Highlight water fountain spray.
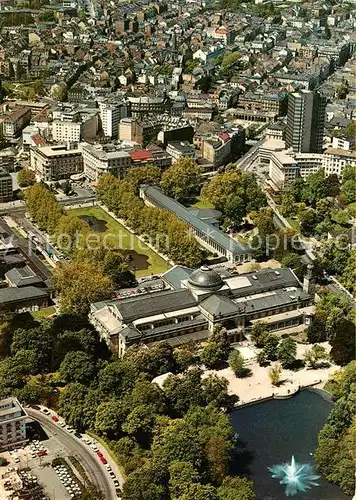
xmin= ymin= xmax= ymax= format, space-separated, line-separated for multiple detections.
xmin=268 ymin=455 xmax=320 ymax=496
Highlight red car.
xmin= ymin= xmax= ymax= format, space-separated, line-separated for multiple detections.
xmin=37 ymin=450 xmax=47 ymax=457
xmin=51 ymin=416 xmax=59 ymax=422
xmin=96 ymin=451 xmax=103 ymax=458
xmin=100 ymin=456 xmax=107 ymax=465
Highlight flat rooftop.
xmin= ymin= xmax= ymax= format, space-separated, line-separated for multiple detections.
xmin=34 ymin=145 xmax=81 ymax=157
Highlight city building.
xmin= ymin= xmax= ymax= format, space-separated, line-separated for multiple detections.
xmin=90 ymin=264 xmax=315 ymax=356
xmin=81 ymin=143 xmax=131 ymax=181
xmin=5 ymin=266 xmax=44 ymax=288
xmin=0 ymin=149 xmax=16 ymax=172
xmin=0 ymin=106 xmax=31 ymax=140
xmin=0 ymin=397 xmax=28 ymax=451
xmin=99 ymin=100 xmax=128 ymax=138
xmin=285 ymin=90 xmax=326 ymax=153
xmin=30 ymin=145 xmax=83 ymax=181
xmin=130 ymin=147 xmax=172 ymax=170
xmin=128 ymin=95 xmax=171 ymax=118
xmin=166 ymin=141 xmax=195 ymax=162
xmin=323 ymin=148 xmax=356 ymax=177
xmin=0 ymin=169 xmax=13 ymax=202
xmin=140 ymin=185 xmax=251 ymax=264
xmin=0 ymin=286 xmax=49 ymax=312
xmin=237 ymin=93 xmax=288 ymax=116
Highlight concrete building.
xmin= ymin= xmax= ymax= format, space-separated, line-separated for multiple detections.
xmin=99 ymin=100 xmax=128 ymax=138
xmin=285 ymin=90 xmax=326 ymax=153
xmin=0 ymin=149 xmax=15 ymax=172
xmin=140 ymin=185 xmax=251 ymax=264
xmin=90 ymin=265 xmax=315 ymax=356
xmin=0 ymin=106 xmax=31 ymax=140
xmin=0 ymin=397 xmax=28 ymax=451
xmin=128 ymin=95 xmax=171 ymax=118
xmin=0 ymin=169 xmax=13 ymax=202
xmin=323 ymin=148 xmax=356 ymax=177
xmin=81 ymin=143 xmax=131 ymax=181
xmin=201 ymin=130 xmax=245 ymax=167
xmin=268 ymin=151 xmax=299 ymax=190
xmin=166 ymin=141 xmax=195 ymax=163
xmin=30 ymin=145 xmax=83 ymax=181
xmin=52 ymin=113 xmax=98 ymax=143
xmin=237 ymin=92 xmax=288 ymax=116
xmin=130 ymin=148 xmax=172 ymax=170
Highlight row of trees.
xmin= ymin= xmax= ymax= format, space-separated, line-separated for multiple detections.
xmin=24 ymin=184 xmax=134 ymax=315
xmin=0 ymin=315 xmax=255 ymax=500
xmin=314 ymin=361 xmax=356 ymax=496
xmin=200 ymin=170 xmax=267 ymax=228
xmin=96 ymin=173 xmax=204 ymax=268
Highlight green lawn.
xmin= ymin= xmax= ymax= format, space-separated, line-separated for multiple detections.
xmin=68 ymin=206 xmax=169 ymax=277
xmin=286 ymin=217 xmax=300 ymax=232
xmin=188 ymin=195 xmax=215 ymax=210
xmin=31 ymin=306 xmax=56 ymax=320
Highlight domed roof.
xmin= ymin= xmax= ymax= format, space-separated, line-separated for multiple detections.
xmin=188 ymin=265 xmax=223 ymax=291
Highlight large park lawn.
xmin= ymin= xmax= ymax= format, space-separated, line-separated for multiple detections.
xmin=68 ymin=206 xmax=169 ymax=277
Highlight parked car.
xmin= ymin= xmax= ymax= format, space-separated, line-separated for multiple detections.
xmin=96 ymin=451 xmax=103 ymax=458
xmin=100 ymin=456 xmax=107 ymax=465
xmin=51 ymin=416 xmax=59 ymax=422
xmin=37 ymin=450 xmax=47 ymax=457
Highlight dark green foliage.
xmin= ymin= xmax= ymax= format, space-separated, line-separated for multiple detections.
xmin=315 ymin=362 xmax=356 ymax=496
xmin=277 ymin=337 xmax=297 ymax=368
xmin=200 ymin=326 xmax=231 ymax=369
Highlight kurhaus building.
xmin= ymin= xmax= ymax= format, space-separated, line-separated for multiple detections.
xmin=90 ymin=264 xmax=316 ymax=356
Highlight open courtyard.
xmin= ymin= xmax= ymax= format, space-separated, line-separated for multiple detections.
xmin=68 ymin=206 xmax=169 ymax=277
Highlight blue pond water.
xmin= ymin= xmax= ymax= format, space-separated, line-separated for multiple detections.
xmin=230 ymin=390 xmax=350 ymax=500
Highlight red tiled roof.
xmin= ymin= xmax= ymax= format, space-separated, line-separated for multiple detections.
xmin=32 ymin=134 xmax=46 ymax=146
xmin=219 ymin=132 xmax=229 ymax=142
xmin=130 ymin=150 xmax=153 ymax=161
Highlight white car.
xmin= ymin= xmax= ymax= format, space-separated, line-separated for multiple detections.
xmin=90 ymin=445 xmax=98 ymax=452
xmin=13 ymin=457 xmax=20 ymax=463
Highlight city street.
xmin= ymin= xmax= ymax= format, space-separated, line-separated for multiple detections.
xmin=27 ymin=409 xmax=119 ymax=500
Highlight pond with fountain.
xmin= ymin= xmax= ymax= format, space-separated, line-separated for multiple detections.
xmin=230 ymin=389 xmax=350 ymax=499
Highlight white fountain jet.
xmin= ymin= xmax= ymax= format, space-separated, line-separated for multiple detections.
xmin=269 ymin=455 xmax=320 ymax=497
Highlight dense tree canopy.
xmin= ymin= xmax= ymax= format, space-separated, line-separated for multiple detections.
xmin=53 ymin=261 xmax=114 ymax=316
xmin=315 ymin=362 xmax=356 ymax=496
xmin=161 ymin=158 xmax=202 ymax=203
xmin=18 ymin=168 xmax=36 ymax=187
xmin=201 ymin=170 xmax=266 ymax=226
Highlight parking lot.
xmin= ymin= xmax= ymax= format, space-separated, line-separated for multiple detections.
xmin=2 ymin=434 xmax=73 ymax=500
xmin=26 ymin=406 xmax=123 ymax=499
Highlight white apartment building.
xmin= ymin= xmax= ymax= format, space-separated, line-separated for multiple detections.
xmin=52 ymin=120 xmax=81 ymax=143
xmin=323 ymin=148 xmax=356 ymax=177
xmin=294 ymin=153 xmax=324 ymax=179
xmin=166 ymin=141 xmax=195 ymax=163
xmin=0 ymin=398 xmax=28 ymax=451
xmin=269 ymin=151 xmax=299 ymax=190
xmin=99 ymin=101 xmax=128 ymax=138
xmin=81 ymin=143 xmax=131 ymax=181
xmin=30 ymin=145 xmax=83 ymax=181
